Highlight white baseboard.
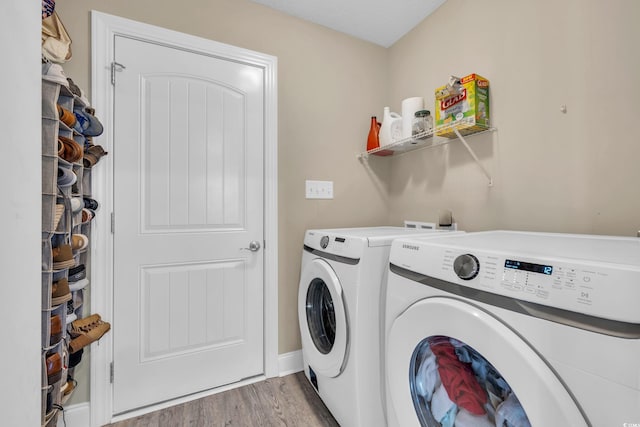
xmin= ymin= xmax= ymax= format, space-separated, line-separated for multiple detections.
xmin=57 ymin=402 xmax=90 ymax=427
xmin=278 ymin=350 xmax=303 ymax=377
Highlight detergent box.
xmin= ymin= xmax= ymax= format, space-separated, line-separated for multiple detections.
xmin=435 ymin=73 xmax=490 ymax=138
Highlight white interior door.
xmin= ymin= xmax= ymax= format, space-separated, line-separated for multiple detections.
xmin=111 ymin=35 xmax=264 ymax=413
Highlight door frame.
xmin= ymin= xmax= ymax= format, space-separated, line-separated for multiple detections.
xmin=90 ymin=11 xmax=278 ymax=426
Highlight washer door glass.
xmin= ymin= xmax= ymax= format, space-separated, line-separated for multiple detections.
xmin=298 ymin=258 xmax=348 ymax=377
xmin=306 ymin=278 xmax=336 ymax=354
xmin=386 ymin=297 xmax=588 ymax=427
xmin=409 ymin=335 xmax=530 ymax=426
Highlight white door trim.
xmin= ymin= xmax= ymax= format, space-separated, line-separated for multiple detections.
xmin=90 ymin=11 xmax=278 ymax=426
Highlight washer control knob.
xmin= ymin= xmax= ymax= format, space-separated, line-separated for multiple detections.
xmin=454 ymin=254 xmax=480 ymax=280
xmin=320 ymin=236 xmax=330 ymax=249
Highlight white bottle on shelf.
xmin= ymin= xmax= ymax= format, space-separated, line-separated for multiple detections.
xmin=379 ymin=107 xmax=402 ymax=147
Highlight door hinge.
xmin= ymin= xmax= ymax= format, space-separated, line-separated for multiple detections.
xmin=263 ymin=240 xmax=266 ymax=250
xmin=111 ymin=61 xmax=126 ymax=85
xmin=111 ymin=212 xmax=115 ymax=234
xmin=110 ymin=362 xmax=114 ymax=383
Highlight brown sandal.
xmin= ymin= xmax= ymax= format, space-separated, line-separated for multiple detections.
xmin=58 ymin=136 xmax=84 ymax=163
xmin=57 ymin=139 xmax=65 ymax=157
xmin=57 ymin=104 xmax=76 ymax=128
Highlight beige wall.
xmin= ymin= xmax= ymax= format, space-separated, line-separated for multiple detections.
xmin=55 ymin=0 xmax=640 ymax=383
xmin=387 ymin=0 xmax=640 ymax=235
xmin=55 ymin=0 xmax=390 ymax=360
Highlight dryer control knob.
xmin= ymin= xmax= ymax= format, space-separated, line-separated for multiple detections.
xmin=454 ymin=254 xmax=479 ymax=280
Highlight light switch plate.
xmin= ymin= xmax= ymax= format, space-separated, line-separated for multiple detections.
xmin=306 ymin=180 xmax=334 ymax=199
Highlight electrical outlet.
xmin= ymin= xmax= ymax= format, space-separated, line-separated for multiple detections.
xmin=306 ymin=180 xmax=334 ymax=199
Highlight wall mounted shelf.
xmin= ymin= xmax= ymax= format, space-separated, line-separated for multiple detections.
xmin=357 ymin=117 xmax=496 ymax=186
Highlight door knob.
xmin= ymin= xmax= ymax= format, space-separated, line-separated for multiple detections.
xmin=241 ymin=241 xmax=261 ymax=252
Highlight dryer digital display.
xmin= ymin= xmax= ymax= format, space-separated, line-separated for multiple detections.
xmin=505 ymin=259 xmax=553 ymax=275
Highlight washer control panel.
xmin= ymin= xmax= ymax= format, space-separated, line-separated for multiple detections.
xmin=391 ymin=240 xmax=640 ymax=324
xmin=440 ymin=249 xmax=639 ymax=323
xmin=390 ymin=231 xmax=640 ymax=324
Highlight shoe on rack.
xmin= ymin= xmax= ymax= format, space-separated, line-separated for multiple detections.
xmin=57 ymin=139 xmax=65 ymax=157
xmin=68 ymin=264 xmax=86 ymax=282
xmin=66 ymin=78 xmax=82 ymax=98
xmin=66 ymin=312 xmax=78 ymax=325
xmin=53 ymin=204 xmax=65 ymax=230
xmin=71 ymin=234 xmax=89 ymax=251
xmin=69 ymin=314 xmax=111 ymax=354
xmin=52 ymin=245 xmax=76 ymax=270
xmin=83 ymin=197 xmax=99 ymax=211
xmin=50 ymin=314 xmax=63 ymax=344
xmin=58 ymin=136 xmax=83 ymax=163
xmin=70 ymin=314 xmax=104 ymax=333
xmin=42 ymin=62 xmax=69 ymax=87
xmin=73 ymin=107 xmax=104 ymax=137
xmin=61 ymin=376 xmax=78 ymax=396
xmin=83 ymin=144 xmax=108 ymax=168
xmin=67 ymin=79 xmax=91 ymax=106
xmin=81 ymin=208 xmax=94 ymax=224
xmin=69 ymin=197 xmax=83 ymax=213
xmin=57 ymin=167 xmax=77 ymax=188
xmin=78 ymin=88 xmax=91 ymax=107
xmin=51 ymin=277 xmax=72 ymax=306
xmin=68 ymin=348 xmax=83 ymax=368
xmin=56 ymin=104 xmax=76 ymax=128
xmin=46 ymin=352 xmax=63 ymax=384
xmin=68 ymin=278 xmax=89 ymax=293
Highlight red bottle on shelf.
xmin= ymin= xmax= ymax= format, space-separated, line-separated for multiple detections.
xmin=367 ymin=116 xmax=380 ymax=152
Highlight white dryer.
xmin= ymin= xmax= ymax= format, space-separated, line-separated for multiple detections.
xmin=385 ymin=231 xmax=640 ymax=427
xmin=298 ymin=227 xmax=460 ymax=427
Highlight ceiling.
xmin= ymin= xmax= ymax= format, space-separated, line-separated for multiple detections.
xmin=248 ymin=0 xmax=447 ymax=48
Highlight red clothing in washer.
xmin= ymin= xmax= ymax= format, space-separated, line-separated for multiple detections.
xmin=431 ymin=338 xmax=487 ymax=415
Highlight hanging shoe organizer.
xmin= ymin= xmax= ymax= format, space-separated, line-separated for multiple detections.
xmin=41 ymin=69 xmax=110 ymax=427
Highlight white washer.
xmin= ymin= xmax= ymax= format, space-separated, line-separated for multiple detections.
xmin=385 ymin=231 xmax=640 ymax=427
xmin=298 ymin=227 xmax=460 ymax=427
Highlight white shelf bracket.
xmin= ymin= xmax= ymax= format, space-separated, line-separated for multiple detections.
xmin=452 ymin=127 xmax=493 ymax=187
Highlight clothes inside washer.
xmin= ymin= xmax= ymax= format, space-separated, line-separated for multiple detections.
xmin=495 ymin=392 xmax=531 ymax=427
xmin=453 ymin=341 xmax=510 ymax=401
xmin=430 ymin=337 xmax=487 ymax=415
xmin=439 ymin=406 xmax=456 ymax=427
xmin=410 ymin=336 xmax=532 ymax=427
xmin=430 ymin=384 xmax=455 ymax=423
xmin=454 ymin=408 xmax=494 ymax=427
xmin=415 ymin=352 xmax=438 ymax=400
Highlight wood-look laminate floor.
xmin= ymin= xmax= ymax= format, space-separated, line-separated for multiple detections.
xmin=105 ymin=372 xmax=340 ymax=427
